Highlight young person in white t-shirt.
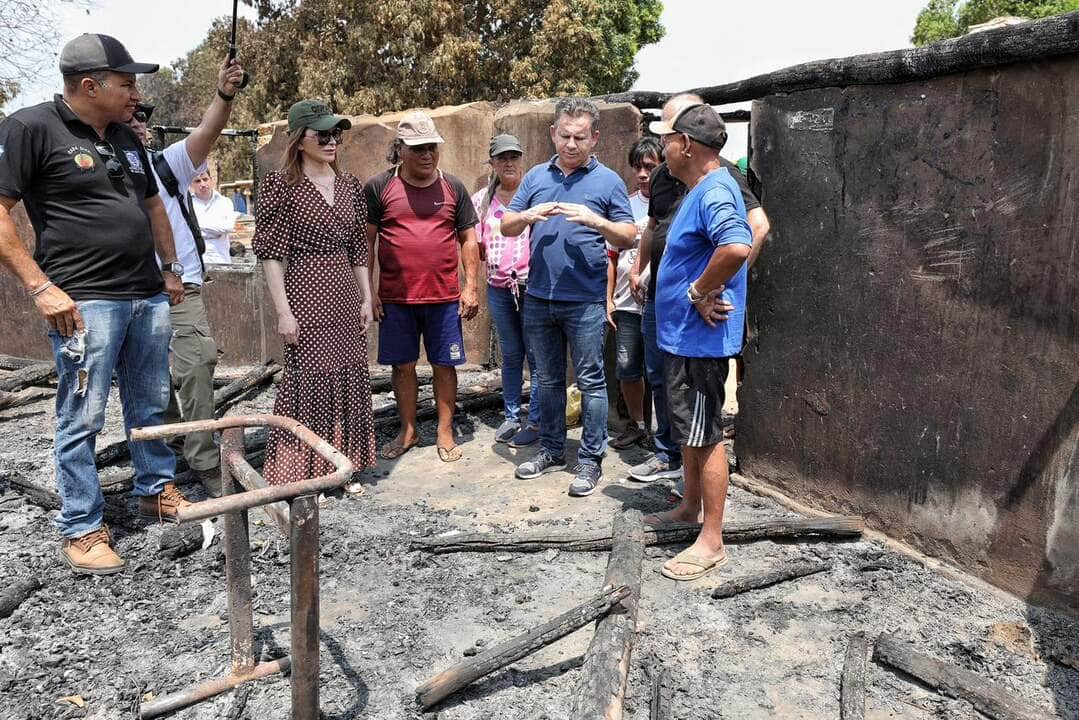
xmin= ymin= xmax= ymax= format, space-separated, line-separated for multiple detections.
xmin=606 ymin=138 xmax=661 ymax=449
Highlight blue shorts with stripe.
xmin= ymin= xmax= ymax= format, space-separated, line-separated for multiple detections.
xmin=662 ymin=353 xmax=728 ymax=448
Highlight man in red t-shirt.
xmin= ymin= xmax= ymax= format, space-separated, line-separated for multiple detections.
xmin=365 ymin=111 xmax=480 ymax=462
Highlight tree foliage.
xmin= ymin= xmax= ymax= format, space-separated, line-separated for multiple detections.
xmin=141 ymin=0 xmax=663 ymax=181
xmin=912 ymin=0 xmax=1079 ymax=45
xmin=0 ymin=0 xmax=94 ymax=105
xmin=143 ymin=0 xmax=663 ymax=126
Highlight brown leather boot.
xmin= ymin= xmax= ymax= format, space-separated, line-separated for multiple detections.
xmin=60 ymin=525 xmax=125 ymax=575
xmin=138 ymin=483 xmax=193 ymax=524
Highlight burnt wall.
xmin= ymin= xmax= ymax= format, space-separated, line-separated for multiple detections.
xmin=743 ymin=55 xmax=1079 ymax=610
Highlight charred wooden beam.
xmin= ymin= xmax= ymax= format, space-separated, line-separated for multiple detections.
xmin=0 ymin=387 xmax=54 ymax=411
xmin=415 ymin=584 xmax=631 ymax=710
xmin=571 ymin=510 xmax=646 ymax=720
xmin=0 ymin=363 xmax=55 ymax=393
xmin=0 ymin=354 xmax=41 ymax=371
xmin=0 ymin=577 xmax=42 ymax=618
xmin=711 ymin=559 xmax=833 ymax=599
xmin=411 ymin=516 xmax=864 ymax=554
xmin=597 ymin=13 xmax=1079 ymax=109
xmin=213 ymin=360 xmax=282 ymax=409
xmin=841 ymin=632 xmax=868 ymax=720
xmin=873 ymin=633 xmax=1049 ymax=720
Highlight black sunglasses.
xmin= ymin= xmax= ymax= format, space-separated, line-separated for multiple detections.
xmin=133 ymin=111 xmax=149 ymax=123
xmin=93 ymin=141 xmax=126 ymax=179
xmin=309 ymin=128 xmax=344 ymax=146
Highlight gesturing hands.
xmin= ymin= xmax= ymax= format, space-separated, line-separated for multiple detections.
xmin=551 ymin=202 xmax=602 ymax=229
xmin=521 ymin=202 xmax=559 ymax=225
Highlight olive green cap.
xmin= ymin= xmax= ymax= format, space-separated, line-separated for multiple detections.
xmin=287 ymin=100 xmax=351 ymax=132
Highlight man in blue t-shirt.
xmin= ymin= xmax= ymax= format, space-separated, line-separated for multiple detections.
xmin=651 ymin=104 xmax=752 ymax=581
xmin=501 ymin=98 xmax=637 ymax=497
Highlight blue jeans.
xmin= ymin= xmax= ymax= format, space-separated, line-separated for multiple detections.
xmin=523 ymin=296 xmax=607 ymax=465
xmin=49 ymin=295 xmax=176 ymax=538
xmin=641 ymin=301 xmax=681 ymax=466
xmin=488 ymin=285 xmax=540 ymax=425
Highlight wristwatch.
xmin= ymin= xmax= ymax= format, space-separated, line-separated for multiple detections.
xmin=687 ymin=282 xmax=707 ymax=305
xmin=162 ymin=262 xmax=185 ymax=278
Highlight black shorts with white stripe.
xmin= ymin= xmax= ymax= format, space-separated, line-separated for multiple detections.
xmin=663 ymin=353 xmax=729 ymax=448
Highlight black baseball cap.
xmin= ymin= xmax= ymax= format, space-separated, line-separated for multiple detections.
xmin=60 ymin=34 xmax=159 ymax=75
xmin=672 ymin=104 xmax=727 ymax=151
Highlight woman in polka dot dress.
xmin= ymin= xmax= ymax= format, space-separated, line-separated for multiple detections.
xmin=252 ymin=100 xmax=377 ymax=486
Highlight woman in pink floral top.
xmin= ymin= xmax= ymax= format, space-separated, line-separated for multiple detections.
xmin=472 ymin=134 xmax=540 ymax=446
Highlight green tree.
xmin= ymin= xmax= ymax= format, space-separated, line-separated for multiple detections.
xmin=142 ymin=0 xmax=664 ymax=180
xmin=145 ymin=0 xmax=663 ymax=122
xmin=912 ymin=0 xmax=1079 ymax=45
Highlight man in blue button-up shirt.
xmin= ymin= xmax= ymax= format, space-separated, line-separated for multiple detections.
xmin=502 ymin=98 xmax=637 ymax=497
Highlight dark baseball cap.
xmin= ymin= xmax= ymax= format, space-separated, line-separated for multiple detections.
xmin=488 ymin=134 xmax=523 ymax=157
xmin=672 ymin=104 xmax=727 ymax=151
xmin=134 ymin=103 xmax=154 ymax=122
xmin=287 ymin=100 xmax=352 ymax=132
xmin=60 ymin=34 xmax=159 ymax=75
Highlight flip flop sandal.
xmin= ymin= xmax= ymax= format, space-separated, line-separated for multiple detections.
xmin=437 ymin=445 xmax=463 ymax=462
xmin=660 ymin=550 xmax=729 ymax=581
xmin=379 ymin=440 xmax=418 ymax=460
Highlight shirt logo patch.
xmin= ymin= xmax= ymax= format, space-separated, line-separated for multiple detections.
xmin=123 ymin=150 xmax=145 ymax=174
xmin=73 ymin=152 xmax=95 ymax=171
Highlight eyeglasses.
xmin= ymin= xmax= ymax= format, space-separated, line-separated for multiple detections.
xmin=309 ymin=128 xmax=344 ymax=146
xmin=407 ymin=143 xmax=439 ymax=155
xmin=94 ymin=141 xmax=126 ymax=179
xmin=133 ymin=111 xmax=149 ymax=123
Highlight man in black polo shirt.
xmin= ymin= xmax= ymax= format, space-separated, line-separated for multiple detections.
xmin=0 ymin=33 xmax=191 ymax=575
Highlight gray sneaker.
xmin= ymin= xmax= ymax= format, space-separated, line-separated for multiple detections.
xmin=670 ymin=477 xmax=685 ymax=499
xmin=509 ymin=424 xmax=540 ymax=448
xmin=568 ymin=463 xmax=602 ymax=497
xmin=515 ymin=449 xmax=566 ymax=479
xmin=495 ymin=419 xmax=520 ymax=443
xmin=628 ymin=454 xmax=683 ymax=483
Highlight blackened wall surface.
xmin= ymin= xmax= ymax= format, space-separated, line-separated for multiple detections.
xmin=743 ymin=56 xmax=1079 ymax=610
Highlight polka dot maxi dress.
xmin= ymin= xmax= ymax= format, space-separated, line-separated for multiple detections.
xmin=252 ymin=171 xmax=377 ymax=485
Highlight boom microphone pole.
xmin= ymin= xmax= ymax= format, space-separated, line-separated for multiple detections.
xmin=230 ymin=0 xmax=250 ymax=89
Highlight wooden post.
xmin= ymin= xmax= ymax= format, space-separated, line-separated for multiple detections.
xmin=840 ymin=632 xmax=868 ymax=720
xmin=711 ymin=559 xmax=833 ymax=599
xmin=411 ymin=516 xmax=864 ymax=554
xmin=570 ymin=510 xmax=646 ymax=720
xmin=415 ymin=585 xmax=631 ymax=710
xmin=873 ymin=633 xmax=1050 ymax=720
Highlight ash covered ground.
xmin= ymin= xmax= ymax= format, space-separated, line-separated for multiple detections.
xmin=0 ymin=369 xmax=1076 ymax=720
